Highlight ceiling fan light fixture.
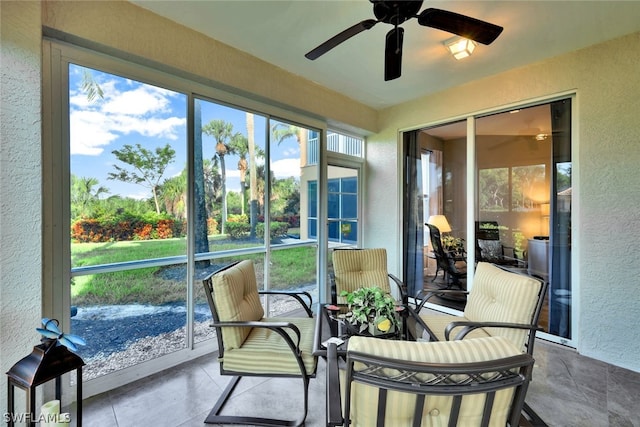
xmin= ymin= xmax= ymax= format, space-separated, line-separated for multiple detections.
xmin=444 ymin=36 xmax=477 ymax=60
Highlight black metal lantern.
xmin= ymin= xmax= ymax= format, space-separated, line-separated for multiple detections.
xmin=6 ymin=324 xmax=84 ymax=427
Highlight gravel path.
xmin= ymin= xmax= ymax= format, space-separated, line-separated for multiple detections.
xmin=72 ymin=286 xmax=318 ymax=381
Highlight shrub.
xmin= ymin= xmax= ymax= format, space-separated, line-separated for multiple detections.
xmin=256 ymin=221 xmax=289 ymax=239
xmin=207 ymin=218 xmax=219 ymax=235
xmin=71 ymin=214 xmax=185 ymax=243
xmin=226 ymin=221 xmax=251 ymax=239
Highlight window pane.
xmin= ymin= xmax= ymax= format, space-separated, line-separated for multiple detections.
xmin=69 ymin=64 xmax=188 ymax=380
xmin=71 ymin=263 xmax=188 ymax=381
xmin=268 ymin=120 xmax=318 ymax=315
xmin=479 ymin=168 xmax=509 ymax=212
xmin=512 ymin=165 xmax=546 ymax=211
xmin=342 ymin=194 xmax=357 ymax=218
xmin=195 ymin=99 xmax=266 ymax=251
xmin=69 ymin=64 xmax=187 ymax=266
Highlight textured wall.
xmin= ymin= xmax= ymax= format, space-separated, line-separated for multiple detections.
xmin=0 ymin=0 xmax=43 ymax=415
xmin=369 ymin=31 xmax=640 ymax=372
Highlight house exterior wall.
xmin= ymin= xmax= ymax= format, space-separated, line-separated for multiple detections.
xmin=368 ymin=31 xmax=640 ymax=372
xmin=0 ymin=0 xmax=43 ymax=414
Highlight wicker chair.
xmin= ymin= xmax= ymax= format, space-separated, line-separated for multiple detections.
xmin=330 ymin=248 xmax=408 ymax=305
xmin=326 ymin=336 xmax=534 ymax=426
xmin=202 ymin=260 xmax=317 ymax=426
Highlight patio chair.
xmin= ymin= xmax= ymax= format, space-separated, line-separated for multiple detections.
xmin=427 ymin=223 xmax=467 ymax=288
xmin=330 ymin=248 xmax=408 ymax=305
xmin=326 ymin=335 xmax=535 ymax=427
xmin=201 ymin=260 xmax=318 ymax=426
xmin=475 ymin=221 xmax=526 ymax=268
xmin=410 ymin=262 xmax=547 ymax=357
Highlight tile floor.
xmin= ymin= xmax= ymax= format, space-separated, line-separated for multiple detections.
xmin=82 ymin=337 xmax=640 ymax=427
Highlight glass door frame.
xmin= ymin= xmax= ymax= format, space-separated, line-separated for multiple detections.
xmin=325 ymin=151 xmax=364 ymax=302
xmin=400 ymin=92 xmax=578 ymax=348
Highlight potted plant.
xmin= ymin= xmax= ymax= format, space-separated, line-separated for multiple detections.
xmin=339 ymin=287 xmax=399 ymax=335
xmin=442 ymin=235 xmax=465 ymax=256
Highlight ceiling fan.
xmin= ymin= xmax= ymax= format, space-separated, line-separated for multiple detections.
xmin=305 ymin=0 xmax=503 ymax=81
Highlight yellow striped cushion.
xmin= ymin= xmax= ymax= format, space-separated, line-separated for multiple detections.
xmin=333 ymin=249 xmax=391 ymax=303
xmin=463 ymin=262 xmax=542 ymax=351
xmin=419 ymin=313 xmax=491 ymax=342
xmin=346 ymin=336 xmax=522 ymax=427
xmin=221 ymin=317 xmax=317 ymax=375
xmin=213 ymin=260 xmax=264 ymax=350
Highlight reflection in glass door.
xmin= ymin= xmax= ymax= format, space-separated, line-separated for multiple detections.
xmin=403 ymin=99 xmax=573 ymax=343
xmin=476 ymin=99 xmax=572 ymax=343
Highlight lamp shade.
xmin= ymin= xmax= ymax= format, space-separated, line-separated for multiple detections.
xmin=427 ymin=215 xmax=451 ymax=233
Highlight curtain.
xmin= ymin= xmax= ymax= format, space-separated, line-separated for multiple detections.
xmin=549 ymin=98 xmax=572 ymax=338
xmin=402 ymin=131 xmax=424 ymax=297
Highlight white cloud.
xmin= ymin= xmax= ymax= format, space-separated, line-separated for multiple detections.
xmin=102 ymin=85 xmax=170 ymax=116
xmin=270 ymin=158 xmax=301 ymax=178
xmin=69 ymin=78 xmax=185 ymax=156
xmin=70 ymin=111 xmax=119 ymax=155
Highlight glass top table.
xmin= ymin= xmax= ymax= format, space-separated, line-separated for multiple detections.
xmin=312 ymin=303 xmax=414 ymax=358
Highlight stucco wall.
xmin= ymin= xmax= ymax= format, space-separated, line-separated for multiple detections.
xmin=368 ymin=31 xmax=640 ymax=372
xmin=0 ymin=0 xmax=43 ymax=415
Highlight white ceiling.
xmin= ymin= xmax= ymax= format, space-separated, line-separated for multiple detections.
xmin=130 ymin=1 xmax=640 ymax=110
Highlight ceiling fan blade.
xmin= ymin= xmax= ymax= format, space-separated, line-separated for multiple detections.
xmin=384 ymin=27 xmax=404 ymax=81
xmin=305 ymin=19 xmax=378 ymax=60
xmin=417 ymin=8 xmax=503 ymax=45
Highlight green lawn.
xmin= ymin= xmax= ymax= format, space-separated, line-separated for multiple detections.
xmin=71 ymin=237 xmax=317 ymax=305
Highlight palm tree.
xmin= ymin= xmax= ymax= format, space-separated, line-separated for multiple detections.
xmin=160 ymin=172 xmax=186 ymax=220
xmin=271 ymin=122 xmax=308 ymax=167
xmin=229 ymin=132 xmax=249 ymax=215
xmin=194 ymin=99 xmax=210 ymax=258
xmin=70 ymin=175 xmax=109 ymax=219
xmin=203 ymin=158 xmax=222 ymax=219
xmin=202 ymin=119 xmax=234 ymax=234
xmin=246 ymin=113 xmax=258 ymax=239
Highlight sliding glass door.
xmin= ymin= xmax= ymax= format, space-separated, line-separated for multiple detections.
xmin=403 ymin=98 xmax=573 ymax=344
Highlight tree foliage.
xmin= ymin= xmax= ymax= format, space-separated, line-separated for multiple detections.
xmin=108 ymin=143 xmax=176 ymax=214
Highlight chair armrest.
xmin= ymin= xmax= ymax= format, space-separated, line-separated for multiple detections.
xmin=444 ymin=320 xmax=542 ymax=341
xmin=404 ymin=305 xmax=438 ymax=341
xmin=211 ymin=320 xmax=304 ymax=351
xmin=388 ymin=273 xmax=409 ymax=305
xmin=326 ymin=343 xmax=344 ymax=426
xmin=259 ymin=290 xmax=313 ymax=317
xmin=414 ymin=288 xmax=469 ymax=312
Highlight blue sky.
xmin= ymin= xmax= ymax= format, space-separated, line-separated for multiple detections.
xmin=69 ymin=64 xmax=301 ymax=198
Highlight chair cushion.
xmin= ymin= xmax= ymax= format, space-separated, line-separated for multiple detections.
xmin=333 ymin=249 xmax=390 ymax=303
xmin=464 ymin=262 xmax=542 ymax=351
xmin=212 ymin=260 xmax=264 ymax=350
xmin=346 ymin=336 xmax=522 ymax=426
xmin=478 ymin=239 xmax=503 ymax=261
xmin=418 ymin=313 xmax=491 ymax=342
xmin=221 ymin=317 xmax=317 ymax=375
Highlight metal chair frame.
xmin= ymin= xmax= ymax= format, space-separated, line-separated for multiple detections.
xmin=202 ymin=261 xmax=317 ymax=426
xmin=326 ymin=342 xmax=535 ymax=427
